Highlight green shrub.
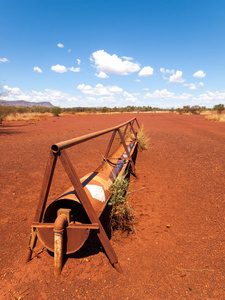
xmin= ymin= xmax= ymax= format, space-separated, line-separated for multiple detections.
xmin=0 ymin=105 xmax=16 ymax=123
xmin=51 ymin=106 xmax=61 ymax=116
xmin=213 ymin=104 xmax=224 ymax=114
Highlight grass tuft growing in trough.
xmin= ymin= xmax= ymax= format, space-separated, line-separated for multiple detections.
xmin=137 ymin=124 xmax=150 ymax=151
xmin=108 ymin=175 xmax=135 ymax=234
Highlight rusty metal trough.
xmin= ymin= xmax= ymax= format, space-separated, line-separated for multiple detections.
xmin=25 ymin=117 xmax=140 ymax=276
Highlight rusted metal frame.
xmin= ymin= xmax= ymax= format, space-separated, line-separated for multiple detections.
xmin=104 ymin=130 xmax=116 ymax=159
xmin=52 ymin=118 xmax=137 ymax=153
xmin=129 ymin=122 xmax=138 ymax=139
xmin=134 ymin=118 xmax=140 ymax=129
xmin=34 ymin=151 xmax=58 ymax=222
xmin=117 ymin=128 xmax=137 ymax=177
xmin=122 ymin=123 xmax=129 ymax=139
xmin=32 ymin=222 xmax=100 ymax=230
xmin=104 ymin=119 xmax=135 ymax=161
xmin=25 ymin=227 xmax=37 ymax=263
xmin=25 ymin=151 xmax=58 ymax=263
xmin=59 ymin=149 xmax=119 ymax=266
xmin=26 ymin=118 xmax=137 ymax=266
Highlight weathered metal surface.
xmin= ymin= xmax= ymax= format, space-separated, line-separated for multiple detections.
xmin=26 ymin=117 xmax=140 ymax=275
xmin=53 ymin=214 xmax=68 ymax=276
xmin=37 ymin=226 xmax=90 ymax=254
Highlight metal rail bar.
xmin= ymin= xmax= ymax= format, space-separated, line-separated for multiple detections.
xmin=51 ymin=117 xmax=139 ymax=153
xmin=32 ymin=222 xmax=100 ymax=230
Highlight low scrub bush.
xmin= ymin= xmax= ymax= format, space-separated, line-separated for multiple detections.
xmin=4 ymin=112 xmax=52 ymax=121
xmin=0 ymin=105 xmax=16 ymax=123
xmin=205 ymin=113 xmax=225 ymax=122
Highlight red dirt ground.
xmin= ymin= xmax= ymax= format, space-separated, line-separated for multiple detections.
xmin=1 ymin=113 xmax=225 ymax=299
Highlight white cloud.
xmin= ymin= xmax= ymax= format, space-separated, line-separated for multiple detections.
xmin=51 ymin=64 xmax=67 ymax=73
xmin=3 ymin=85 xmax=32 ymax=101
xmin=95 ymin=71 xmax=109 ymax=78
xmin=68 ymin=67 xmax=80 ymax=72
xmin=68 ymin=49 xmax=71 ymax=53
xmin=144 ymin=89 xmax=192 ymax=102
xmin=57 ymin=43 xmax=64 ymax=48
xmin=90 ymin=50 xmax=140 ymax=75
xmin=183 ymin=82 xmax=204 ymax=90
xmin=77 ymin=59 xmax=81 ymax=65
xmin=94 ymin=96 xmax=117 ymax=105
xmin=193 ymin=90 xmax=225 ymax=103
xmin=138 ymin=66 xmax=154 ymax=77
xmin=4 ymin=83 xmax=225 ymax=109
xmin=108 ymin=86 xmax=123 ymax=93
xmin=193 ymin=70 xmax=206 ymax=78
xmin=143 ymin=88 xmax=149 ymax=91
xmin=169 ymin=70 xmax=185 ymax=83
xmin=160 ymin=68 xmax=175 ymax=74
xmin=51 ymin=65 xmax=80 ymax=73
xmin=123 ymin=91 xmax=137 ymax=102
xmin=3 ymin=85 xmax=83 ymax=106
xmin=179 ymin=93 xmax=192 ymax=100
xmin=122 ymin=56 xmax=133 ymax=61
xmin=33 ymin=66 xmax=43 ymax=73
xmin=3 ymin=84 xmax=136 ymax=108
xmin=0 ymin=58 xmax=9 ymax=63
xmin=144 ymin=89 xmax=175 ymax=99
xmin=189 ymin=83 xmax=198 ymax=90
xmin=3 ymin=84 xmax=138 ymax=107
xmin=4 ymin=85 xmax=22 ymax=95
xmin=78 ymin=83 xmax=123 ymax=96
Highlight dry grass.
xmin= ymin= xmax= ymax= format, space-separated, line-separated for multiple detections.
xmin=4 ymin=112 xmax=53 ymax=122
xmin=205 ymin=113 xmax=225 ymax=122
xmin=108 ymin=175 xmax=135 ymax=234
xmin=137 ymin=124 xmax=150 ymax=151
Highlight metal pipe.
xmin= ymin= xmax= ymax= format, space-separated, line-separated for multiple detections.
xmin=53 ymin=214 xmax=68 ymax=277
xmin=51 ymin=118 xmax=137 ymax=153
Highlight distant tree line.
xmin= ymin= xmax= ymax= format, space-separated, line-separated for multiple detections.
xmin=62 ymin=105 xmax=165 ymax=114
xmin=0 ymin=103 xmax=224 ymax=123
xmin=175 ymin=104 xmax=224 ymax=115
xmin=0 ymin=104 xmax=167 ymax=122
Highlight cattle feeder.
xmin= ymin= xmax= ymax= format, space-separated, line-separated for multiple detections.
xmin=25 ymin=118 xmax=140 ymax=276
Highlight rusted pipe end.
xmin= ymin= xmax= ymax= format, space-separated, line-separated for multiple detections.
xmin=51 ymin=144 xmax=59 ymax=153
xmin=25 ymin=248 xmax=32 ymax=264
xmin=54 ymin=266 xmax=62 ymax=277
xmin=54 ymin=214 xmax=68 ymax=233
xmin=53 ymin=214 xmax=68 ymax=277
xmin=113 ymin=262 xmax=123 ymax=273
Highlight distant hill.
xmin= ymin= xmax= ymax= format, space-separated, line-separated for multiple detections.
xmin=0 ymin=99 xmax=53 ymax=107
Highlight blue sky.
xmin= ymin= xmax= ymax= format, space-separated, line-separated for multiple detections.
xmin=1 ymin=0 xmax=225 ymax=108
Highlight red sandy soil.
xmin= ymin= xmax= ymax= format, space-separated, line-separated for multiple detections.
xmin=1 ymin=113 xmax=225 ymax=299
